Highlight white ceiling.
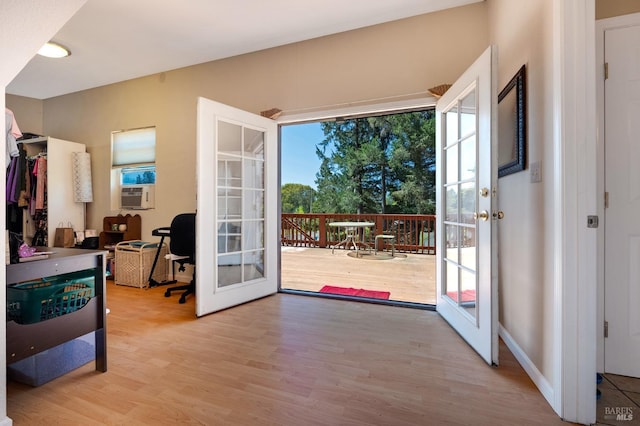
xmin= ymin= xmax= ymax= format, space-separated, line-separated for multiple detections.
xmin=7 ymin=0 xmax=482 ymax=100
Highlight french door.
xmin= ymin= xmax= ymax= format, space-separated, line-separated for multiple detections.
xmin=435 ymin=46 xmax=498 ymax=365
xmin=196 ymin=97 xmax=278 ymax=317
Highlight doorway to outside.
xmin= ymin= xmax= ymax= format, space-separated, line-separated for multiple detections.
xmin=279 ymin=109 xmax=437 ymax=306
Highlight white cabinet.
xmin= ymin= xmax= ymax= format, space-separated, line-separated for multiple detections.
xmin=21 ymin=137 xmax=86 ymax=246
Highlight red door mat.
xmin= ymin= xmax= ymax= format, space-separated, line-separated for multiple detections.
xmin=319 ymin=285 xmax=390 ymax=300
xmin=446 ymin=289 xmax=476 ymax=303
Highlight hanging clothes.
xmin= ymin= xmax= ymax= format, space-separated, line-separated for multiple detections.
xmin=34 ymin=156 xmax=47 ymax=211
xmin=17 ymin=145 xmax=28 ymax=207
xmin=6 ymin=157 xmax=17 ymax=203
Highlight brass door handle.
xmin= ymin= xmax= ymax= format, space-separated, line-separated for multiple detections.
xmin=474 ymin=210 xmax=489 ymax=221
xmin=493 ymin=211 xmax=505 ymax=220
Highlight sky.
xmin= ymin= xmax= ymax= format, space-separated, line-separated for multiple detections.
xmin=280 ymin=122 xmax=325 ymax=189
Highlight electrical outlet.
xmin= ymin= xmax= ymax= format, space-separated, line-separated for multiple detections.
xmin=530 ymin=161 xmax=542 ymax=183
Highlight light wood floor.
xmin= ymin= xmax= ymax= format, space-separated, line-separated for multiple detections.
xmin=6 ymin=281 xmax=573 ymax=425
xmin=281 ymin=247 xmax=436 ymax=304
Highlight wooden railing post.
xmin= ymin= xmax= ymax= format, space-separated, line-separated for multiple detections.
xmin=318 ymin=214 xmax=327 ymax=248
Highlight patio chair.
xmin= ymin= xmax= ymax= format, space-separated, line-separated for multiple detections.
xmin=374 ymin=234 xmax=396 ymax=256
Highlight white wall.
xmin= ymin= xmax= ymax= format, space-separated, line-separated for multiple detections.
xmin=1 ymin=2 xmax=88 ymax=423
xmin=488 ymin=0 xmax=556 ymax=381
xmin=487 ymin=0 xmax=566 ymax=410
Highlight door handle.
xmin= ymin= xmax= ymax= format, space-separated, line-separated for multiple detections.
xmin=493 ymin=211 xmax=505 ymax=220
xmin=474 ymin=210 xmax=489 ymax=221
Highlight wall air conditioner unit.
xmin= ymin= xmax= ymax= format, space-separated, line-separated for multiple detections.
xmin=120 ymin=185 xmax=155 ymax=210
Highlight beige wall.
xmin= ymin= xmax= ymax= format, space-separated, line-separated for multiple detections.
xmin=488 ymin=0 xmax=555 ymax=383
xmin=5 ymin=94 xmax=43 ymax=135
xmin=596 ymin=0 xmax=640 ymax=19
xmin=7 ymin=2 xmax=489 ymax=240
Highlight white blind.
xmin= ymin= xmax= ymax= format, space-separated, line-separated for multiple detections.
xmin=112 ymin=127 xmax=156 ymax=166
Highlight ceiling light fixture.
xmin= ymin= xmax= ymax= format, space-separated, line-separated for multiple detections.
xmin=37 ymin=41 xmax=71 ymax=58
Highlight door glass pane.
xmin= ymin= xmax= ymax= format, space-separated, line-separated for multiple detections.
xmin=445 ymin=144 xmax=459 ymax=184
xmin=218 ymin=155 xmax=242 ymax=187
xmin=218 ymin=188 xmax=241 ymax=220
xmin=218 ymin=121 xmax=242 ymax=153
xmin=244 ymin=128 xmax=264 ymax=159
xmin=459 ymin=135 xmax=476 ymax=182
xmin=243 ymin=159 xmax=264 ymax=189
xmin=243 ymin=189 xmax=264 ymax=219
xmin=444 ymin=261 xmax=459 ymax=302
xmin=445 ymin=108 xmax=459 ymax=147
xmin=460 ymin=268 xmax=477 ymax=319
xmin=218 ymin=221 xmax=241 ymax=253
xmin=243 ymin=221 xmax=264 ymax=251
xmin=445 ymin=224 xmax=459 ymax=263
xmin=460 ymin=182 xmax=476 ymax=224
xmin=445 ymin=186 xmax=459 ymax=222
xmin=244 ymin=250 xmax=265 ymax=281
xmin=460 ymin=226 xmax=476 ymax=271
xmin=460 ymin=89 xmax=476 ymax=138
xmin=218 ymin=254 xmax=242 ymax=287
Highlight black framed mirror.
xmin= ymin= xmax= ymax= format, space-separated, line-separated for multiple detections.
xmin=498 ymin=65 xmax=526 ymax=178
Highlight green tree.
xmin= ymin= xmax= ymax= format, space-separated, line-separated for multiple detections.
xmin=281 ymin=183 xmax=316 ymax=213
xmin=387 ymin=110 xmax=436 ymax=214
xmin=313 ymin=110 xmax=435 ymax=214
xmin=316 ymin=119 xmax=379 ymax=213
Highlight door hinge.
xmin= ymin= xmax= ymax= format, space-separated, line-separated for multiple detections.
xmin=604 ymin=62 xmax=609 ymax=80
xmin=604 ymin=321 xmax=609 ymax=338
xmin=604 ymin=191 xmax=609 ymax=209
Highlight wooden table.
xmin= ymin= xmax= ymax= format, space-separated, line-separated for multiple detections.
xmin=329 ymin=221 xmax=375 ymax=257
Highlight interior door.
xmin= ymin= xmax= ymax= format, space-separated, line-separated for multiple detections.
xmin=604 ymin=25 xmax=640 ymax=378
xmin=196 ymin=97 xmax=278 ymax=317
xmin=435 ymin=46 xmax=498 ymax=365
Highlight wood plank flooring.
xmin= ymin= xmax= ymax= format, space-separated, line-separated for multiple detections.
xmin=6 ymin=281 xmax=572 ymax=425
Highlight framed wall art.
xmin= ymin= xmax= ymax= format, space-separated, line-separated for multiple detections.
xmin=498 ymin=65 xmax=526 ymax=178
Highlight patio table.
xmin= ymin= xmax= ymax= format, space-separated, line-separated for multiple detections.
xmin=329 ymin=221 xmax=375 ymax=257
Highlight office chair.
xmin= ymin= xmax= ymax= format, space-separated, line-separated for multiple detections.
xmin=164 ymin=213 xmax=196 ymax=304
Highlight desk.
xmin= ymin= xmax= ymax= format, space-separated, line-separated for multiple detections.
xmin=329 ymin=221 xmax=375 ymax=257
xmin=148 ymin=226 xmax=176 ymax=287
xmin=6 ymin=248 xmax=107 ymax=371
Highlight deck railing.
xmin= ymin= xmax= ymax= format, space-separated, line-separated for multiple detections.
xmin=281 ymin=213 xmax=436 ymax=254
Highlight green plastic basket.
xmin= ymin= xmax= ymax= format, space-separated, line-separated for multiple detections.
xmin=7 ymin=269 xmax=95 ymax=324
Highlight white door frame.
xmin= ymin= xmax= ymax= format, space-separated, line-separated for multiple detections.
xmin=553 ymin=0 xmax=597 ymax=423
xmin=595 ymin=10 xmax=640 ymax=379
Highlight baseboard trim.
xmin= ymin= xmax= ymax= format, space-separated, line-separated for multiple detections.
xmin=499 ymin=324 xmax=555 ymax=408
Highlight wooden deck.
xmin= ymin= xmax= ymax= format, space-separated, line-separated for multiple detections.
xmin=280 ymin=247 xmax=436 ymax=304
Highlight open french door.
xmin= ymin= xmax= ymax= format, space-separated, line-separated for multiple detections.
xmin=195 ymin=97 xmax=278 ymax=317
xmin=435 ymin=46 xmax=498 ymax=365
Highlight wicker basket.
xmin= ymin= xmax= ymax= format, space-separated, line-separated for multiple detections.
xmin=7 ymin=270 xmax=95 ymax=324
xmin=115 ymin=241 xmax=168 ymax=288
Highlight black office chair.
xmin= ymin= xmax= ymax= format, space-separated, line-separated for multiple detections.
xmin=164 ymin=213 xmax=196 ymax=304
